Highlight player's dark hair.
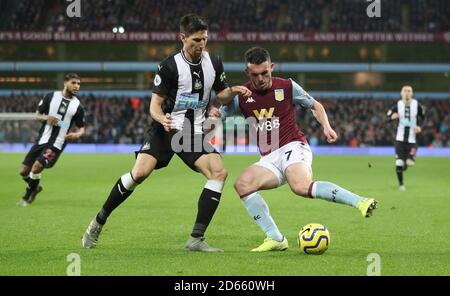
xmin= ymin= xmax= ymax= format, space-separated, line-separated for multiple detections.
xmin=180 ymin=14 xmax=208 ymax=36
xmin=64 ymin=73 xmax=80 ymax=81
xmin=245 ymin=47 xmax=271 ymax=65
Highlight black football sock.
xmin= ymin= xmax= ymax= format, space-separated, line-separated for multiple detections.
xmin=191 ymin=180 xmax=224 ymax=238
xmin=96 ymin=173 xmax=138 ymax=225
xmin=396 ymin=166 xmax=404 ymax=186
xmin=21 ymin=174 xmax=30 ymax=185
xmin=28 ymin=172 xmax=41 ymax=191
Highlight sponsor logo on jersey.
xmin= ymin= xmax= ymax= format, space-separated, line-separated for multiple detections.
xmin=245 ymin=97 xmax=255 ymax=103
xmin=219 ymin=72 xmax=226 ymax=82
xmin=142 ymin=142 xmax=151 ymax=150
xmin=174 ymin=93 xmax=208 ymax=110
xmin=252 ymin=107 xmax=275 ymax=119
xmin=275 ymin=89 xmax=285 ymax=101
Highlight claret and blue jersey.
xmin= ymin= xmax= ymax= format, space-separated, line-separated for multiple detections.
xmin=220 ymin=77 xmax=315 ymax=155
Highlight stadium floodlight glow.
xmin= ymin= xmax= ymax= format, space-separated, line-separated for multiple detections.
xmin=112 ymin=27 xmax=118 ymax=33
xmin=118 ymin=26 xmax=125 ymax=33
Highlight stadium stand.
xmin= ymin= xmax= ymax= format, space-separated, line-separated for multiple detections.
xmin=1 ymin=0 xmax=449 ymax=32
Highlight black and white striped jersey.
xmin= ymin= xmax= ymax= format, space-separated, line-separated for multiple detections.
xmin=35 ymin=91 xmax=85 ymax=150
xmin=387 ymin=99 xmax=425 ymax=144
xmin=152 ymin=50 xmax=228 ymax=134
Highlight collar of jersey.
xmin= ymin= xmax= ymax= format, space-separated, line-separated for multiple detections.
xmin=180 ymin=50 xmax=203 ymax=66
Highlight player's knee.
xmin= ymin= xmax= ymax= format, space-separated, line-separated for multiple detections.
xmin=234 ymin=177 xmax=256 ymax=198
xmin=211 ymin=167 xmax=228 ymax=182
xmin=131 ymin=168 xmax=151 ymax=183
xmin=395 ymin=159 xmax=405 ymax=167
xmin=291 ymin=183 xmax=310 ymax=197
xmin=20 ymin=167 xmax=30 ymax=177
xmin=406 ymin=159 xmax=415 ymax=166
xmin=31 ymin=161 xmax=44 ymax=173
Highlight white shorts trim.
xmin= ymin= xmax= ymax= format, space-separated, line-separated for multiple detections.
xmin=254 ymin=141 xmax=313 ymax=186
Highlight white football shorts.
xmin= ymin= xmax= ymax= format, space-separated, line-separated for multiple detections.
xmin=254 ymin=141 xmax=313 ymax=186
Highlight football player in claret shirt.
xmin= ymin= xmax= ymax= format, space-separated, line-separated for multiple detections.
xmin=218 ymin=47 xmax=378 ymax=252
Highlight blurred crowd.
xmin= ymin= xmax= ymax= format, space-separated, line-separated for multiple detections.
xmin=296 ymin=98 xmax=449 ymax=147
xmin=2 ymin=0 xmax=449 ymax=32
xmin=1 ymin=94 xmax=449 ymax=147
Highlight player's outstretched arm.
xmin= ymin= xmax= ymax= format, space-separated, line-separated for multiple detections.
xmin=216 ymin=86 xmax=251 ymax=105
xmin=311 ymin=100 xmax=338 ymax=143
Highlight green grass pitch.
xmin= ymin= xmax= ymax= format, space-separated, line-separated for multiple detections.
xmin=0 ymin=153 xmax=449 ymax=275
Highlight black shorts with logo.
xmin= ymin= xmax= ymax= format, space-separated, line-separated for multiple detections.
xmin=395 ymin=141 xmax=417 ymax=161
xmin=22 ymin=144 xmax=63 ymax=168
xmin=136 ymin=123 xmax=219 ymax=171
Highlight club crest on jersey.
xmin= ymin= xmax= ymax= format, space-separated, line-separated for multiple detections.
xmin=59 ymin=106 xmax=67 ymax=114
xmin=194 ymin=79 xmax=203 ymax=90
xmin=275 ymin=89 xmax=284 ymax=101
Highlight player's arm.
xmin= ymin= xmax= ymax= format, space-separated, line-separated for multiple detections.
xmin=311 ymin=100 xmax=338 ymax=143
xmin=290 ymin=79 xmax=337 ymax=143
xmin=216 ymin=86 xmax=251 ymax=105
xmin=35 ymin=93 xmax=59 ymax=126
xmin=210 ymin=54 xmax=251 ymax=105
xmin=414 ymin=104 xmax=426 ymax=134
xmin=150 ymin=61 xmax=176 ymax=132
xmin=386 ymin=105 xmax=399 ymax=120
xmin=65 ymin=127 xmax=85 ymax=141
xmin=149 ymin=93 xmax=173 ymax=132
xmin=66 ymin=106 xmax=85 ymax=141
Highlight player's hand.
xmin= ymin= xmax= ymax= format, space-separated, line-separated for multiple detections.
xmin=324 ymin=127 xmax=338 ymax=143
xmin=161 ymin=113 xmax=174 ymax=132
xmin=208 ymin=107 xmax=221 ymax=118
xmin=231 ymin=85 xmax=252 ymax=97
xmin=47 ymin=116 xmax=59 ymax=126
xmin=414 ymin=126 xmax=422 ymax=134
xmin=65 ymin=132 xmax=79 ymax=141
xmin=391 ymin=113 xmax=399 ymax=120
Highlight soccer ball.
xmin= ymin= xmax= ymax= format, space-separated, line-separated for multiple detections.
xmin=297 ymin=223 xmax=330 ymax=255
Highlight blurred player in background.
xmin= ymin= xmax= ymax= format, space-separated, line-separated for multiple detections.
xmin=17 ymin=73 xmax=85 ymax=206
xmin=387 ymin=85 xmax=426 ymax=191
xmin=82 ymin=14 xmax=250 ymax=251
xmin=217 ymin=47 xmax=377 ymax=252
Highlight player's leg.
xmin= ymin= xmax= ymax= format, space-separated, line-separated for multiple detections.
xmin=18 ymin=146 xmax=60 ymax=206
xmin=82 ymin=153 xmax=158 ymax=248
xmin=19 ymin=164 xmax=31 ymax=185
xmin=281 ymin=142 xmax=377 ymax=217
xmin=182 ymin=152 xmax=227 ymax=252
xmin=234 ymin=164 xmax=288 ymax=251
xmin=17 ymin=145 xmax=42 ymax=206
xmin=285 ymin=163 xmax=377 ymax=217
xmin=395 ymin=141 xmax=407 ymax=190
xmin=406 ymin=144 xmax=417 ymax=167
